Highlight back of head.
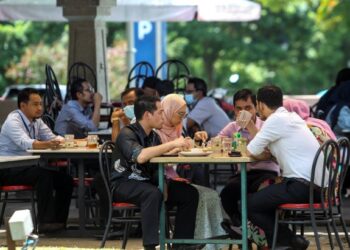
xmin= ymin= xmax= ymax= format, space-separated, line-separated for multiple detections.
xmin=233 ymin=88 xmax=256 ymax=106
xmin=17 ymin=88 xmax=41 ymax=108
xmin=156 ymin=80 xmax=175 ymax=97
xmin=143 ymin=77 xmax=161 ymax=90
xmin=283 ymin=99 xmax=310 ymax=120
xmin=257 ymin=85 xmax=283 ymax=109
xmin=70 ymin=78 xmax=87 ymax=100
xmin=188 ymin=77 xmax=207 ymax=96
xmin=335 ymin=67 xmax=350 ymax=86
xmin=134 ymin=95 xmax=160 ymax=121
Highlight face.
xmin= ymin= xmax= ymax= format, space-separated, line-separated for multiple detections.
xmin=77 ymin=81 xmax=94 ymax=104
xmin=234 ymin=97 xmax=256 ymax=122
xmin=122 ymin=90 xmax=137 ymax=107
xmin=143 ymin=87 xmax=159 ymax=97
xmin=185 ymin=83 xmax=200 ymax=100
xmin=170 ymin=104 xmax=187 ymax=127
xmin=20 ymin=94 xmax=43 ymax=120
xmin=256 ymin=101 xmax=267 ymax=121
xmin=146 ymin=101 xmax=164 ymax=129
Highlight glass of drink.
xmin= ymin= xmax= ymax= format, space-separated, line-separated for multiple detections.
xmin=87 ymin=135 xmax=98 ymax=149
xmin=211 ymin=137 xmax=222 ymax=154
xmin=64 ymin=134 xmax=75 ymax=148
xmin=222 ymin=137 xmax=233 ymax=155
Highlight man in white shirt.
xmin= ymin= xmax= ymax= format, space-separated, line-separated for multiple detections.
xmin=246 ymin=85 xmax=321 ymax=250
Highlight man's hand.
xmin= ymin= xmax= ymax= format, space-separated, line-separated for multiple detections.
xmin=48 ymin=139 xmax=61 ymax=149
xmin=194 ymin=131 xmax=208 ymax=142
xmin=236 ymin=110 xmax=253 ymax=128
xmin=93 ymin=92 xmax=103 ymax=106
xmin=172 ymin=137 xmax=192 ymax=150
xmin=111 ymin=108 xmax=129 ymax=125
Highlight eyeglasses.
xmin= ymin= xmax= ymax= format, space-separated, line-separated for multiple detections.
xmin=82 ymin=87 xmax=94 ymax=93
xmin=177 ymin=112 xmax=188 ymax=118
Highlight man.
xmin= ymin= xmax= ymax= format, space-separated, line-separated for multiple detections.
xmin=246 ymin=85 xmax=321 ymax=249
xmin=0 ymin=88 xmax=73 ymax=233
xmin=55 ymin=78 xmax=103 ymax=138
xmin=218 ymin=89 xmax=279 ymax=227
xmin=114 ymin=96 xmax=202 ymax=250
xmin=185 ymin=77 xmax=230 ymax=138
xmin=111 ymin=88 xmax=144 ymax=142
xmin=142 ymin=76 xmax=160 ymax=97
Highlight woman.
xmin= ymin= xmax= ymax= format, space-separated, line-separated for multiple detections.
xmin=157 ymin=94 xmax=226 ymax=250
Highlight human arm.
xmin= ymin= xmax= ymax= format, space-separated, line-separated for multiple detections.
xmin=91 ymin=92 xmax=103 ymax=128
xmin=111 ymin=108 xmax=130 ymax=142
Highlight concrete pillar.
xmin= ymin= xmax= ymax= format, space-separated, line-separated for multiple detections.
xmin=57 ymin=0 xmax=116 ymax=101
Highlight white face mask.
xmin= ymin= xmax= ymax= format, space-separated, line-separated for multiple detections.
xmin=123 ymin=105 xmax=135 ymax=120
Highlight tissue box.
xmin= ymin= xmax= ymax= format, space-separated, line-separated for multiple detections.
xmin=9 ymin=209 xmax=33 ymax=241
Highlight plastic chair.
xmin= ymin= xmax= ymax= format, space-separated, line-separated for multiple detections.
xmin=98 ymin=141 xmax=141 ymax=248
xmin=271 ymin=140 xmax=343 ymax=250
xmin=44 ymin=64 xmax=63 ymax=120
xmin=126 ymin=61 xmax=155 ymax=89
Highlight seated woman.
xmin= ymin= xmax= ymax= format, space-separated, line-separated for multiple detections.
xmin=156 ymin=94 xmax=226 ymax=249
xmin=283 ymin=98 xmax=336 ymax=141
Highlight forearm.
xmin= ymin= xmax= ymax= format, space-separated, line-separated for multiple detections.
xmin=92 ymin=104 xmax=101 ymax=127
xmin=111 ymin=120 xmax=121 ymax=142
xmin=246 ymin=120 xmax=259 ymax=138
xmin=137 ymin=141 xmax=176 ymax=164
xmin=247 ymin=150 xmax=271 ymax=161
xmin=32 ymin=140 xmax=51 ymax=149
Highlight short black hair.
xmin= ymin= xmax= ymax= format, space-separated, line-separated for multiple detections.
xmin=17 ymin=88 xmax=41 ymax=108
xmin=70 ymin=78 xmax=88 ymax=100
xmin=257 ymin=85 xmax=283 ymax=109
xmin=335 ymin=67 xmax=350 ymax=86
xmin=142 ymin=77 xmax=161 ymax=90
xmin=156 ymin=80 xmax=174 ymax=97
xmin=134 ymin=95 xmax=160 ymax=121
xmin=121 ymin=87 xmax=145 ymax=100
xmin=188 ymin=77 xmax=207 ymax=96
xmin=233 ymin=89 xmax=256 ymax=106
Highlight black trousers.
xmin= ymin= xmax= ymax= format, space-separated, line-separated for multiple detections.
xmin=220 ymin=169 xmax=277 ymax=224
xmin=247 ymin=179 xmax=320 ymax=247
xmin=114 ymin=179 xmax=199 ymax=246
xmin=0 ymin=166 xmax=73 ymax=224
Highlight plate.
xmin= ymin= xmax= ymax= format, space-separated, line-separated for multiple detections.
xmin=179 ymin=151 xmax=213 ymax=157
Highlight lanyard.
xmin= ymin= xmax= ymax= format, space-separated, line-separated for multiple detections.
xmin=17 ymin=111 xmax=36 ymax=140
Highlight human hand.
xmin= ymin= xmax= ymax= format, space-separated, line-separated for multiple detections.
xmin=48 ymin=139 xmax=61 ymax=149
xmin=93 ymin=92 xmax=103 ymax=105
xmin=173 ymin=137 xmax=192 ymax=150
xmin=236 ymin=110 xmax=253 ymax=128
xmin=194 ymin=131 xmax=208 ymax=142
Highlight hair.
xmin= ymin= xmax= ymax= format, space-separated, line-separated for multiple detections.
xmin=156 ymin=80 xmax=175 ymax=97
xmin=134 ymin=95 xmax=161 ymax=121
xmin=121 ymin=87 xmax=145 ymax=99
xmin=335 ymin=67 xmax=350 ymax=86
xmin=257 ymin=85 xmax=283 ymax=109
xmin=188 ymin=77 xmax=207 ymax=96
xmin=17 ymin=88 xmax=41 ymax=108
xmin=142 ymin=77 xmax=161 ymax=90
xmin=70 ymin=78 xmax=88 ymax=100
xmin=233 ymin=88 xmax=256 ymax=106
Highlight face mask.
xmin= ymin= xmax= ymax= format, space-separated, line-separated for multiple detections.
xmin=184 ymin=94 xmax=194 ymax=105
xmin=123 ymin=105 xmax=135 ymax=120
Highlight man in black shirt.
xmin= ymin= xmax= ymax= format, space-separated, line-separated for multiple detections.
xmin=114 ymin=96 xmax=200 ymax=250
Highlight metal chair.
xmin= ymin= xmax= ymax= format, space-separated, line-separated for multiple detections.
xmin=44 ymin=64 xmax=63 ymax=120
xmin=126 ymin=61 xmax=155 ymax=89
xmin=98 ymin=141 xmax=141 ymax=248
xmin=271 ymin=140 xmax=343 ymax=250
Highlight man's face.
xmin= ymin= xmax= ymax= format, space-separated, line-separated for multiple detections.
xmin=234 ymin=97 xmax=256 ymax=122
xmin=186 ymin=83 xmax=200 ymax=100
xmin=143 ymin=87 xmax=159 ymax=97
xmin=21 ymin=94 xmax=43 ymax=119
xmin=256 ymin=101 xmax=267 ymax=121
xmin=122 ymin=91 xmax=137 ymax=107
xmin=78 ymin=81 xmax=94 ymax=103
xmin=148 ymin=101 xmax=164 ymax=129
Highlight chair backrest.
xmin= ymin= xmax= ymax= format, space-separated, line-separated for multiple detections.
xmin=310 ymin=139 xmax=340 ymax=212
xmin=44 ymin=64 xmax=63 ymax=120
xmin=66 ymin=62 xmax=97 ymax=102
xmin=41 ymin=113 xmax=55 ymax=132
xmin=126 ymin=61 xmax=155 ymax=89
xmin=99 ymin=141 xmax=115 ymax=207
xmin=336 ymin=137 xmax=350 ymax=205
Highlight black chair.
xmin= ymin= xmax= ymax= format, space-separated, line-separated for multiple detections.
xmin=41 ymin=113 xmax=56 ymax=131
xmin=271 ymin=140 xmax=342 ymax=250
xmin=44 ymin=64 xmax=63 ymax=120
xmin=98 ymin=141 xmax=141 ymax=248
xmin=66 ymin=62 xmax=97 ymax=102
xmin=126 ymin=61 xmax=155 ymax=89
xmin=334 ymin=137 xmax=350 ymax=248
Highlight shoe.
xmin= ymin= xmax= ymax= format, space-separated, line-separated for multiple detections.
xmin=172 ymin=243 xmax=206 ymax=250
xmin=38 ymin=223 xmax=65 ymax=233
xmin=290 ymin=235 xmax=309 ymax=250
xmin=220 ymin=219 xmax=242 ymax=239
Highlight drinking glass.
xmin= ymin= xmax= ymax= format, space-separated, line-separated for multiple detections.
xmin=222 ymin=137 xmax=233 ymax=155
xmin=87 ymin=135 xmax=98 ymax=148
xmin=211 ymin=137 xmax=222 ymax=154
xmin=64 ymin=134 xmax=75 ymax=148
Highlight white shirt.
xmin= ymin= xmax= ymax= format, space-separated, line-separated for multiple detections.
xmin=247 ymin=107 xmax=325 ymax=187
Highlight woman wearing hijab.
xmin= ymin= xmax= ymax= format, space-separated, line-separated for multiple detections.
xmin=157 ymin=94 xmax=226 ymax=250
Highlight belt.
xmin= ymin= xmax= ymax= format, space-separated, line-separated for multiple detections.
xmin=289 ymin=177 xmax=322 ymax=192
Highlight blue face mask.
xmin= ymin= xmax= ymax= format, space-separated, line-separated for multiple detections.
xmin=123 ymin=105 xmax=135 ymax=120
xmin=184 ymin=94 xmax=194 ymax=105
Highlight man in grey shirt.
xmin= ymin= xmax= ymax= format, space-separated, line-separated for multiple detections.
xmin=185 ymin=77 xmax=230 ymax=138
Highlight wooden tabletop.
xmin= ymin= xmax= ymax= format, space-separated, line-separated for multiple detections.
xmin=0 ymin=155 xmax=40 ymax=169
xmin=27 ymin=147 xmax=101 ymax=154
xmin=150 ymin=154 xmax=255 ymax=164
xmin=0 ymin=155 xmax=40 ymax=163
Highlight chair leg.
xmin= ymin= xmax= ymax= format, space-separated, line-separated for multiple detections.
xmin=271 ymin=209 xmax=280 ymax=250
xmin=100 ymin=206 xmax=113 ymax=248
xmin=330 ymin=217 xmax=343 ymax=250
xmin=121 ymin=210 xmax=131 ymax=249
xmin=0 ymin=192 xmax=8 ymax=226
xmin=325 ymin=221 xmax=335 ymax=249
xmin=338 ymin=207 xmax=350 ymax=248
xmin=30 ymin=190 xmax=37 ymax=233
xmin=310 ymin=210 xmax=321 ymax=250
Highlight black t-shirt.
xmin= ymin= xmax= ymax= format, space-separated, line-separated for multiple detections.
xmin=112 ymin=122 xmax=161 ymax=185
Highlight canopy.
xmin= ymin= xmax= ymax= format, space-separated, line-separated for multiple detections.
xmin=0 ymin=0 xmax=261 ymax=22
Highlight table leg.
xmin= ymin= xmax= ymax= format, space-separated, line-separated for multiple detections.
xmin=158 ymin=163 xmax=165 ymax=250
xmin=241 ymin=163 xmax=248 ymax=250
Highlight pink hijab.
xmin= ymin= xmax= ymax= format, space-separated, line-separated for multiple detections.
xmin=283 ymin=98 xmax=336 ymax=140
xmin=157 ymin=94 xmax=186 ymax=143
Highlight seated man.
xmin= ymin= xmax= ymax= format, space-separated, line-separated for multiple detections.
xmin=246 ymin=85 xmax=321 ymax=249
xmin=55 ymin=78 xmax=103 ymax=138
xmin=218 ymin=89 xmax=279 ymax=226
xmin=113 ymin=96 xmax=201 ymax=250
xmin=0 ymin=88 xmax=73 ymax=233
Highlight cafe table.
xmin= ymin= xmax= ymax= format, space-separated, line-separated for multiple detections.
xmin=150 ymin=154 xmax=255 ymax=250
xmin=0 ymin=155 xmax=40 ymax=169
xmin=27 ymin=147 xmax=102 ymax=235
